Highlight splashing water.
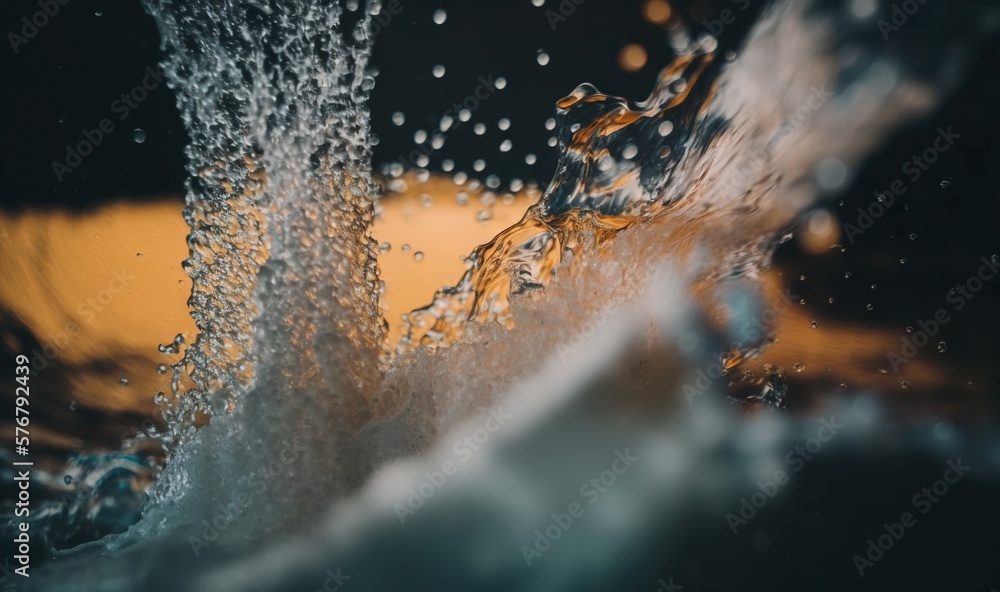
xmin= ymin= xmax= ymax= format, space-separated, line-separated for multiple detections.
xmin=16 ymin=0 xmax=998 ymax=589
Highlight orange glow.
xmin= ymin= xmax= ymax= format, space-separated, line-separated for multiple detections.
xmin=643 ymin=0 xmax=673 ymax=25
xmin=618 ymin=44 xmax=649 ymax=73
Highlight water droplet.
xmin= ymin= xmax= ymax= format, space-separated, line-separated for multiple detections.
xmin=844 ymin=272 xmax=852 ymax=279
xmin=937 ymin=341 xmax=947 ymax=353
xmin=64 ymin=475 xmax=73 ymax=485
xmin=537 ymin=51 xmax=550 ymax=66
xmin=899 ymin=258 xmax=907 ymax=264
xmin=432 ymin=65 xmax=446 ymax=78
xmin=392 ymin=112 xmax=405 ymax=126
xmin=525 ymin=153 xmax=537 ymax=165
xmin=658 ymin=120 xmax=674 ymax=136
xmin=69 ymin=401 xmax=78 ymax=411
xmin=498 ymin=118 xmax=511 ymax=131
xmin=432 ymin=9 xmax=447 ymax=24
xmin=157 ymin=364 xmax=168 ymax=375
xmin=136 ymin=252 xmax=144 ymax=260
xmin=545 ymin=118 xmax=556 ymax=131
xmin=800 ymin=275 xmax=806 ymax=281
xmin=401 ymin=244 xmax=411 ymax=253
xmin=495 ymin=77 xmax=508 ymax=89
xmin=909 ymin=233 xmax=918 ymax=240
xmin=119 ymin=377 xmax=129 ymax=387
xmin=878 ymin=368 xmax=888 ymax=374
xmin=414 ymin=129 xmax=428 ymax=144
xmin=810 ymin=321 xmax=818 ymax=329
xmin=378 ymin=242 xmax=391 ymax=253
xmin=939 ymin=179 xmax=951 ymax=188
xmin=473 ymin=159 xmax=486 ymax=172
xmin=477 ymin=210 xmax=494 ymax=223
xmin=500 ymin=139 xmax=513 ymax=152
xmin=133 ymin=129 xmax=146 ymax=144
xmin=870 ymin=284 xmax=877 ymax=291
xmin=414 ymin=251 xmax=425 ymax=261
xmin=866 ymin=303 xmax=874 ymax=311
xmin=901 ymin=380 xmax=910 ymax=389
xmin=793 ymin=363 xmax=805 ymax=373
xmin=906 ymin=326 xmax=913 ymax=333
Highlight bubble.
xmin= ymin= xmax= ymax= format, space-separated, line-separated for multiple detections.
xmin=900 ymin=380 xmax=909 ymax=389
xmin=909 ymin=233 xmax=918 ymax=240
xmin=432 ymin=9 xmax=447 ymax=24
xmin=442 ymin=159 xmax=455 ymax=172
xmin=525 ymin=153 xmax=537 ymax=165
xmin=392 ymin=112 xmax=405 ymax=126
xmin=800 ymin=275 xmax=806 ymax=281
xmin=64 ymin=475 xmax=73 ymax=485
xmin=810 ymin=321 xmax=818 ymax=329
xmin=136 ymin=252 xmax=144 ymax=260
xmin=531 ymin=0 xmax=544 ymax=6
xmin=939 ymin=179 xmax=951 ymax=188
xmin=828 ymin=298 xmax=834 ymax=304
xmin=414 ymin=251 xmax=425 ymax=261
xmin=495 ymin=77 xmax=507 ymax=90
xmin=119 ymin=377 xmax=129 ymax=387
xmin=133 ymin=129 xmax=147 ymax=144
xmin=658 ymin=120 xmax=674 ymax=136
xmin=537 ymin=51 xmax=550 ymax=66
xmin=69 ymin=401 xmax=78 ymax=411
xmin=899 ymin=258 xmax=908 ymax=264
xmin=473 ymin=159 xmax=486 ymax=172
xmin=498 ymin=118 xmax=511 ymax=131
xmin=870 ymin=284 xmax=877 ymax=291
xmin=866 ymin=304 xmax=874 ymax=311
xmin=793 ymin=363 xmax=804 ymax=373
xmin=401 ymin=244 xmax=411 ymax=253
xmin=937 ymin=341 xmax=947 ymax=353
xmin=420 ymin=194 xmax=433 ymax=208
xmin=844 ymin=272 xmax=852 ymax=279
xmin=643 ymin=0 xmax=672 ymax=24
xmin=432 ymin=65 xmax=446 ymax=78
xmin=458 ymin=109 xmax=472 ymax=122
xmin=545 ymin=118 xmax=556 ymax=130
xmin=906 ymin=326 xmax=913 ymax=333
xmin=455 ymin=192 xmax=469 ymax=206
xmin=157 ymin=364 xmax=168 ymax=375
xmin=618 ymin=44 xmax=648 ymax=72
xmin=816 ymin=158 xmax=848 ymax=190
xmin=414 ymin=130 xmax=428 ymax=144
xmin=622 ymin=144 xmax=638 ymax=159
xmin=474 ymin=123 xmax=486 ymax=135
xmin=477 ymin=210 xmax=494 ymax=223
xmin=500 ymin=139 xmax=513 ymax=152
xmin=850 ymin=0 xmax=877 ymax=19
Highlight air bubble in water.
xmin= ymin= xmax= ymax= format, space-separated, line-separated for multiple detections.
xmin=64 ymin=475 xmax=73 ymax=485
xmin=810 ymin=321 xmax=818 ymax=329
xmin=658 ymin=121 xmax=674 ymax=136
xmin=414 ymin=251 xmax=425 ymax=261
xmin=525 ymin=153 xmax=537 ymax=165
xmin=937 ymin=341 xmax=947 ymax=353
xmin=157 ymin=364 xmax=168 ymax=375
xmin=119 ymin=377 xmax=129 ymax=387
xmin=474 ymin=123 xmax=486 ymax=135
xmin=866 ymin=304 xmax=874 ymax=311
xmin=793 ymin=363 xmax=804 ymax=373
xmin=378 ymin=242 xmax=391 ymax=253
xmin=499 ymin=118 xmax=511 ymax=131
xmin=537 ymin=51 xmax=550 ymax=66
xmin=392 ymin=112 xmax=405 ymax=126
xmin=432 ymin=9 xmax=447 ymax=24
xmin=500 ymin=140 xmax=513 ymax=152
xmin=432 ymin=65 xmax=446 ymax=78
xmin=901 ymin=381 xmax=910 ymax=389
xmin=133 ymin=129 xmax=146 ymax=144
xmin=909 ymin=233 xmax=918 ymax=240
